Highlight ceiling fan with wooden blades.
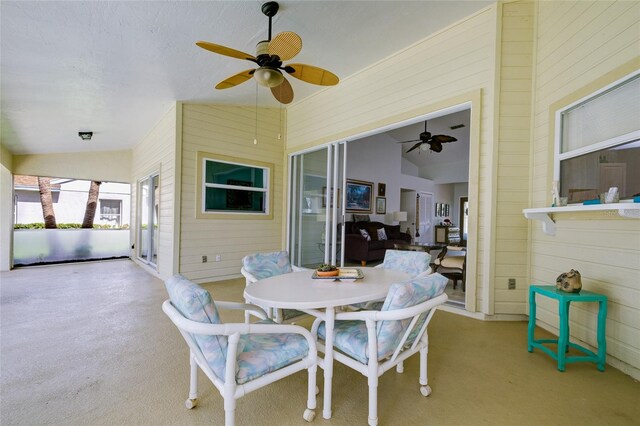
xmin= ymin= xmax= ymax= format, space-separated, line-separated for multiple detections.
xmin=196 ymin=1 xmax=339 ymax=104
xmin=398 ymin=121 xmax=458 ymax=153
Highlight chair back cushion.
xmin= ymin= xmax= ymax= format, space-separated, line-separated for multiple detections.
xmin=165 ymin=275 xmax=229 ymax=379
xmin=382 ymin=249 xmax=431 ymax=277
xmin=242 ymin=251 xmax=293 ymax=280
xmin=376 ymin=273 xmax=448 ymax=360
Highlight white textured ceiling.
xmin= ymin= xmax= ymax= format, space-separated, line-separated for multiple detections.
xmin=1 ymin=1 xmax=491 ymax=155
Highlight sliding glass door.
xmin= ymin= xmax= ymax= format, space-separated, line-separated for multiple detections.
xmin=138 ymin=173 xmax=159 ymax=268
xmin=288 ymin=143 xmax=345 ymax=268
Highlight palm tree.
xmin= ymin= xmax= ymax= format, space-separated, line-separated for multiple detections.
xmin=81 ymin=181 xmax=102 ymax=228
xmin=37 ymin=177 xmax=57 ymax=228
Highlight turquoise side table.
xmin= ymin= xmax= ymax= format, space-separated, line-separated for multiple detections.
xmin=528 ymin=285 xmax=607 ymax=372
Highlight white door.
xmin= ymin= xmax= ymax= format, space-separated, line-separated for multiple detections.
xmin=417 ymin=192 xmax=433 ymax=245
xmin=598 ymin=163 xmax=626 ymax=196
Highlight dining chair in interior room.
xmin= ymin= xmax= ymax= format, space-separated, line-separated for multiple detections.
xmin=433 ymin=246 xmax=466 ymax=291
xmin=311 ymin=273 xmax=449 ymax=426
xmin=241 ymin=251 xmax=310 ymax=323
xmin=162 ymin=275 xmax=318 ymax=426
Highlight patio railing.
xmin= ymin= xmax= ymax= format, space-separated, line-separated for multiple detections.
xmin=13 ymin=229 xmax=130 ymax=266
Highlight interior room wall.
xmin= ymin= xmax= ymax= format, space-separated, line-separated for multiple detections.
xmin=179 ymin=104 xmax=285 ymax=283
xmin=130 ymin=103 xmax=178 ymax=280
xmin=529 ymin=1 xmax=640 ymax=378
xmin=420 ymin=159 xmax=470 ymax=183
xmin=346 ymin=133 xmax=439 ymax=223
xmin=453 ymin=182 xmax=469 ymax=226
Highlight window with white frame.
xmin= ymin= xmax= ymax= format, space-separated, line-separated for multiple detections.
xmin=200 ymin=154 xmax=271 ymax=215
xmin=556 ymin=71 xmax=640 ymax=204
xmin=100 ymin=199 xmax=122 ymax=225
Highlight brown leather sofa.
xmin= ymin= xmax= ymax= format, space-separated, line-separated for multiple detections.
xmin=343 ymin=221 xmax=411 ymax=266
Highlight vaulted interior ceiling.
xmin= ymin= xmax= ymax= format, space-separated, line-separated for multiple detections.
xmin=0 ymin=1 xmax=491 ymax=156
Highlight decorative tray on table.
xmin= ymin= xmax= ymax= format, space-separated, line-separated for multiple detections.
xmin=311 ymin=268 xmax=364 ymax=282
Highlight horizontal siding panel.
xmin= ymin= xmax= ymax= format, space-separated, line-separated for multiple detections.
xmin=180 ymin=104 xmax=285 ymax=283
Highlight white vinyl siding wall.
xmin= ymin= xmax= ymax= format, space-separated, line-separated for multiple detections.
xmin=493 ymin=1 xmax=535 ymax=314
xmin=286 ymin=5 xmax=498 ymax=314
xmin=131 ymin=104 xmax=178 ymax=279
xmin=529 ymin=1 xmax=640 ymax=377
xmin=179 ymin=104 xmax=285 ymax=283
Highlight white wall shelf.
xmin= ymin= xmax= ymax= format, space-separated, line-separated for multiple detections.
xmin=523 ymin=203 xmax=640 ymax=236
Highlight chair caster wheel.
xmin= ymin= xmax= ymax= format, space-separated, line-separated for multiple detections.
xmin=420 ymin=385 xmax=432 ymax=397
xmin=185 ymin=398 xmax=198 ymax=409
xmin=315 ymin=386 xmax=320 ymax=395
xmin=303 ymin=408 xmax=316 ymax=422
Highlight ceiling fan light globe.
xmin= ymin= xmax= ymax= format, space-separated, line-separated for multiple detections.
xmin=419 ymin=143 xmax=429 ymax=151
xmin=254 ymin=67 xmax=284 ymax=87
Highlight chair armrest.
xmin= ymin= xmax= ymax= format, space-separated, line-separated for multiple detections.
xmin=292 ymin=265 xmax=311 ymax=272
xmin=333 ymin=293 xmax=448 ymax=321
xmin=163 ymin=300 xmax=316 ymax=362
xmin=163 ymin=300 xmax=315 ymax=342
xmin=240 ymin=267 xmax=258 ymax=285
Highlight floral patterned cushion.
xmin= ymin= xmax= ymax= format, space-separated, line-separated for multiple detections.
xmin=376 ymin=274 xmax=449 ymax=358
xmin=236 ymin=330 xmax=309 ymax=384
xmin=319 ymin=274 xmax=448 ymax=363
xmin=317 ymin=320 xmax=369 ymax=364
xmin=242 ymin=251 xmax=293 ymax=280
xmin=382 ymin=249 xmax=431 ymax=277
xmin=167 ymin=277 xmax=311 ymax=384
xmin=165 ymin=275 xmax=229 ymax=379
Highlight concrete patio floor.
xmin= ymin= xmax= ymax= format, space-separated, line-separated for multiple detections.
xmin=1 ymin=259 xmax=638 ymax=425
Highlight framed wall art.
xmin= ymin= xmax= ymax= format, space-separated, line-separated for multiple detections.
xmin=376 ymin=197 xmax=386 ymax=214
xmin=345 ymin=179 xmax=373 ymax=212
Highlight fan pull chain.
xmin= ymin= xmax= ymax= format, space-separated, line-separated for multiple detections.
xmin=254 ymin=83 xmax=258 ymax=145
xmin=278 ymin=102 xmax=282 ymax=140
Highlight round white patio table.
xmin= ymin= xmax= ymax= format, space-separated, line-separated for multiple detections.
xmin=243 ymin=267 xmax=411 ymax=420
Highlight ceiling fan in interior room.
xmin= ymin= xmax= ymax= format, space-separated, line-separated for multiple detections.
xmin=398 ymin=121 xmax=458 ymax=153
xmin=196 ymin=1 xmax=339 ymax=104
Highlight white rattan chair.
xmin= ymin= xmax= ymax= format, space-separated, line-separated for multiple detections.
xmin=349 ymin=249 xmax=433 ymax=311
xmin=241 ymin=251 xmax=310 ymax=323
xmin=163 ymin=275 xmax=317 ymax=426
xmin=311 ymin=273 xmax=449 ymax=426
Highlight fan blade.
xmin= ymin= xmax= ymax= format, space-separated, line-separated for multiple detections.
xmin=406 ymin=142 xmax=423 ymax=153
xmin=285 ymin=64 xmax=339 ymax=86
xmin=431 ymin=135 xmax=457 ymax=143
xmin=398 ymin=139 xmax=421 ymax=144
xmin=215 ymin=69 xmax=255 ymax=90
xmin=271 ymin=76 xmax=294 ymax=104
xmin=196 ymin=41 xmax=256 ymax=62
xmin=269 ymin=31 xmax=302 ymax=61
xmin=429 ymin=142 xmax=443 ymax=153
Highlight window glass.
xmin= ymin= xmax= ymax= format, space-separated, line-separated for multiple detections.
xmin=100 ymin=199 xmax=122 ymax=225
xmin=557 ymin=71 xmax=640 ymax=204
xmin=205 ymin=161 xmax=265 ymax=188
xmin=560 ymin=140 xmax=640 ymax=202
xmin=202 ymin=158 xmax=269 ymax=214
xmin=561 ymin=75 xmax=640 ymax=153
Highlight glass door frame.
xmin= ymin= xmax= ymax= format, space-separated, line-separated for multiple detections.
xmin=137 ymin=172 xmax=159 ymax=268
xmin=287 ymin=142 xmax=347 ymax=268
